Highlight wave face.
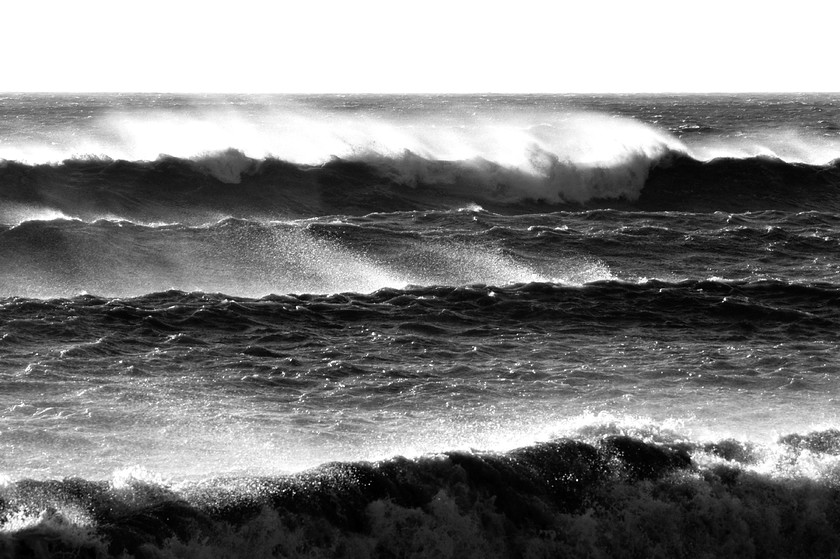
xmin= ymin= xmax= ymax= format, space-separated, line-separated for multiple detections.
xmin=2 ymin=150 xmax=839 ymax=223
xmin=2 ymin=208 xmax=839 ymax=298
xmin=4 ymin=432 xmax=840 ymax=559
xmin=1 ymin=93 xmax=839 ymax=221
xmin=3 ymin=93 xmax=840 ymax=558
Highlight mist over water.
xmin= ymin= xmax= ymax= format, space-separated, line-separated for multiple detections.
xmin=2 ymin=98 xmax=689 ymax=206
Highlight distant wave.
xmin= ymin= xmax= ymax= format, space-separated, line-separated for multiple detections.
xmin=2 ymin=150 xmax=839 ymax=224
xmin=2 ymin=281 xmax=837 ymax=338
xmin=2 ymin=202 xmax=839 ymax=298
xmin=3 ymin=102 xmax=839 ymax=218
xmin=0 ymin=217 xmax=607 ymax=298
xmin=3 ymin=431 xmax=840 ymax=558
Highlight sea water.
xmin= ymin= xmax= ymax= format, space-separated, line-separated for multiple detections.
xmin=1 ymin=93 xmax=840 ymax=557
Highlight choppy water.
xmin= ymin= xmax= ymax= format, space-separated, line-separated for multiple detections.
xmin=1 ymin=93 xmax=840 ymax=558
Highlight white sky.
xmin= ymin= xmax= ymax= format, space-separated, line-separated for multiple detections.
xmin=2 ymin=0 xmax=838 ymax=93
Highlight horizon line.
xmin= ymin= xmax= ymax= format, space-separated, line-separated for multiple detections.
xmin=3 ymin=90 xmax=840 ymax=96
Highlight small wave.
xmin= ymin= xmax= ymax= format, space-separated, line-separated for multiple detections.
xmin=2 ymin=280 xmax=837 ymax=339
xmin=0 ymin=202 xmax=80 ymax=228
xmin=640 ymin=154 xmax=840 ymax=212
xmin=0 ymin=217 xmax=615 ymax=299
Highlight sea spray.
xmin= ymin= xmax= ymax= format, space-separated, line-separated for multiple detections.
xmin=2 ymin=93 xmax=840 ymax=558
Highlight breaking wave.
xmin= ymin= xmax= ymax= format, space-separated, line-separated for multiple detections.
xmin=3 ymin=430 xmax=840 ymax=558
xmin=2 ymin=103 xmax=839 ymax=219
xmin=1 ymin=150 xmax=839 ymax=225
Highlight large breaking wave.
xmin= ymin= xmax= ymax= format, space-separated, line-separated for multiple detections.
xmin=3 ymin=105 xmax=838 ymax=220
xmin=0 ymin=99 xmax=840 ymax=218
xmin=2 ymin=150 xmax=840 ymax=224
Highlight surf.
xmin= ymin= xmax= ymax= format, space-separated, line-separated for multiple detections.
xmin=3 ymin=428 xmax=840 ymax=558
xmin=3 ymin=94 xmax=840 ymax=219
xmin=2 ymin=153 xmax=839 ymax=226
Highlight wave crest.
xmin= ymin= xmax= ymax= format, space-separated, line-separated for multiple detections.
xmin=1 ymin=148 xmax=838 ymax=223
xmin=191 ymin=148 xmax=257 ymax=184
xmin=1 ymin=109 xmax=686 ymax=205
xmin=339 ymin=114 xmax=682 ymax=204
xmin=4 ymin=432 xmax=840 ymax=558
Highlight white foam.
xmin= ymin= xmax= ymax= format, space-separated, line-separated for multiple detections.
xmin=110 ymin=465 xmax=170 ymax=490
xmin=686 ymin=129 xmax=840 ymax=165
xmin=0 ymin=203 xmax=77 ymax=226
xmin=2 ymin=104 xmax=688 ymax=203
xmin=342 ymin=113 xmax=684 ymax=203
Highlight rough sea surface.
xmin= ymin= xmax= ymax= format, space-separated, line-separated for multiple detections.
xmin=1 ymin=93 xmax=840 ymax=557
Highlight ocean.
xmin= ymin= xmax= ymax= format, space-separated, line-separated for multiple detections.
xmin=1 ymin=92 xmax=839 ymax=558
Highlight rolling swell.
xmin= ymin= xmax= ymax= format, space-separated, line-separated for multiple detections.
xmin=2 ymin=281 xmax=837 ymax=346
xmin=3 ymin=434 xmax=840 ymax=558
xmin=2 ymin=151 xmax=840 ymax=222
xmin=642 ymin=154 xmax=840 ymax=212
